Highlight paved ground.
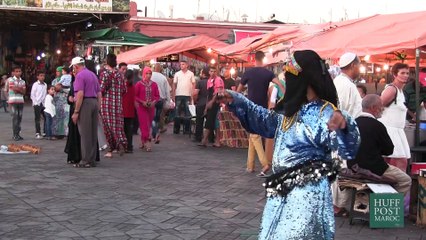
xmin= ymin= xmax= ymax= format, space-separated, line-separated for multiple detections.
xmin=0 ymin=105 xmax=424 ymax=240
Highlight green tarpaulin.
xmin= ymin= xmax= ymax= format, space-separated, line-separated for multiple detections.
xmin=81 ymin=28 xmax=159 ymax=45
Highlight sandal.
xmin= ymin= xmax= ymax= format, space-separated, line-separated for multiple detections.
xmin=73 ymin=163 xmax=92 ymax=168
xmin=118 ymin=144 xmax=125 ymax=156
xmin=145 ymin=142 xmax=152 ymax=152
xmin=334 ymin=207 xmax=349 ymax=217
xmin=104 ymin=152 xmax=113 ymax=158
xmin=257 ymin=172 xmax=271 ymax=178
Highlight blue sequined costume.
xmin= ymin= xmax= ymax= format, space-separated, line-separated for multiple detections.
xmin=227 ymin=92 xmax=360 ymax=240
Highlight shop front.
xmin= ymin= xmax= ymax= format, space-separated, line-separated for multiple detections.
xmin=0 ymin=0 xmax=129 ymax=87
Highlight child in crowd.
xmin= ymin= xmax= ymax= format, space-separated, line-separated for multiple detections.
xmin=59 ymin=66 xmax=72 ymax=88
xmin=123 ymin=69 xmax=136 ymax=153
xmin=30 ymin=71 xmax=47 ymax=139
xmin=0 ymin=74 xmax=8 ymax=112
xmin=44 ymin=85 xmax=56 ymax=140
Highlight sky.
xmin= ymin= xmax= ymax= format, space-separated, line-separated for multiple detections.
xmin=135 ymin=0 xmax=426 ymax=24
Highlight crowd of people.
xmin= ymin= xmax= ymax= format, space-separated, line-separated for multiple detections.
xmin=1 ymin=54 xmax=249 ymax=163
xmin=1 ymin=48 xmax=422 ymax=239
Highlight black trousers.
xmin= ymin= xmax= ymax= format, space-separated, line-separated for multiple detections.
xmin=173 ymin=96 xmax=191 ymax=134
xmin=124 ymin=117 xmax=134 ymax=151
xmin=133 ymin=108 xmax=139 ymax=134
xmin=33 ymin=105 xmax=45 ymax=134
xmin=194 ymin=104 xmax=206 ymax=141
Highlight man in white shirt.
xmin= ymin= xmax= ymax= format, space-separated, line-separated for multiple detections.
xmin=333 ymin=52 xmax=363 ymax=118
xmin=30 ymin=71 xmax=47 ymax=139
xmin=172 ymin=60 xmax=195 ymax=134
xmin=332 ymin=52 xmax=363 ymax=216
xmin=151 ymin=63 xmax=171 ymax=140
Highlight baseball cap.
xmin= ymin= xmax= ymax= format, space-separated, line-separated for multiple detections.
xmin=69 ymin=57 xmax=85 ymax=67
xmin=338 ymin=52 xmax=357 ymax=68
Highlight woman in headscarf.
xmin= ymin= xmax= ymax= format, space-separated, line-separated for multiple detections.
xmin=99 ymin=53 xmax=128 ymax=158
xmin=52 ymin=66 xmax=69 ymax=139
xmin=53 ymin=66 xmax=63 ymax=84
xmin=135 ymin=66 xmax=160 ymax=152
xmin=217 ymin=50 xmax=360 ymax=239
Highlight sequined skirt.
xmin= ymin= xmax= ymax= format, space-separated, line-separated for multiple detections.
xmin=259 ymin=177 xmax=335 ymax=240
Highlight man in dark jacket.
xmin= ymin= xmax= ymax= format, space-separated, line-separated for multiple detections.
xmin=348 ymin=94 xmax=411 ymax=195
xmin=192 ymin=67 xmax=209 ymax=142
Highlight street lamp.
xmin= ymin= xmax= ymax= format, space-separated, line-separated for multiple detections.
xmin=230 ymin=67 xmax=236 ymax=76
xmin=383 ymin=64 xmax=389 ymax=70
xmin=364 ymin=55 xmax=370 ymax=61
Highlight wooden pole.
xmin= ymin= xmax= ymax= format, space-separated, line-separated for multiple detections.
xmin=417 ymin=176 xmax=426 ymax=225
xmin=415 ymin=48 xmax=420 ymax=147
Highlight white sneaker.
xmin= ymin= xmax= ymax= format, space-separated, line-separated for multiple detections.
xmin=35 ymin=133 xmax=43 ymax=140
xmin=99 ymin=144 xmax=108 ymax=151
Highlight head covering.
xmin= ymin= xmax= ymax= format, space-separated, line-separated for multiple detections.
xmin=142 ymin=66 xmax=152 ymax=81
xmin=69 ymin=57 xmax=85 ymax=67
xmin=338 ymin=52 xmax=357 ymax=68
xmin=275 ymin=50 xmax=338 ymax=117
xmin=55 ymin=66 xmax=64 ymax=79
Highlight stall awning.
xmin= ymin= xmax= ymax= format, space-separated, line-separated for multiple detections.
xmin=117 ymin=35 xmax=229 ymax=64
xmin=81 ymin=28 xmax=159 ymax=45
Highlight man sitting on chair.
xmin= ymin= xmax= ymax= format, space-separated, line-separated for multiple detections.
xmin=348 ymin=94 xmax=411 ymax=195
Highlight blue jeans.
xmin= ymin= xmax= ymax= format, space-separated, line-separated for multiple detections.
xmin=44 ymin=112 xmax=53 ymax=137
xmin=175 ymin=96 xmax=190 ymax=117
xmin=174 ymin=96 xmax=191 ymax=133
xmin=152 ymin=100 xmax=164 ymax=138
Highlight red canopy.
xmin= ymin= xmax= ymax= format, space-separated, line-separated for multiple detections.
xmin=216 ymin=19 xmax=371 ymax=57
xmin=292 ymin=11 xmax=426 ymax=59
xmin=117 ymin=35 xmax=229 ymax=64
xmin=216 ymin=34 xmax=267 ymax=56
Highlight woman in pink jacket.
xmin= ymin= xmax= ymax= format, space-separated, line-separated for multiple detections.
xmin=135 ymin=66 xmax=160 ymax=152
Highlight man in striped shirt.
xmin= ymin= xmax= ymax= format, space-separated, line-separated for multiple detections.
xmin=6 ymin=66 xmax=26 ymax=141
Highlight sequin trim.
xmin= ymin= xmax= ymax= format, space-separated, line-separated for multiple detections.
xmin=319 ymin=100 xmax=338 ymax=117
xmin=263 ymin=160 xmax=340 ymax=198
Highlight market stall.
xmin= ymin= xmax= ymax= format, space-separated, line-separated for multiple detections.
xmin=117 ymin=35 xmax=230 ymax=64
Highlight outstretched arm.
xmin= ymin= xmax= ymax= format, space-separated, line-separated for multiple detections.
xmin=221 ymin=90 xmax=280 ymax=138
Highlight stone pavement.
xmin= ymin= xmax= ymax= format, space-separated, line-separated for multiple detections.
xmin=0 ymin=105 xmax=424 ymax=240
